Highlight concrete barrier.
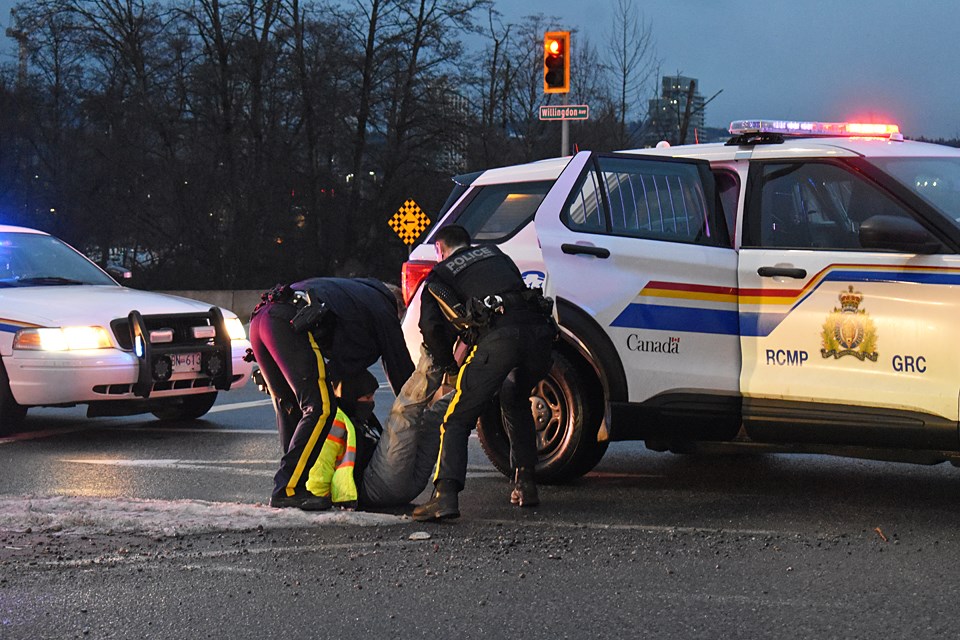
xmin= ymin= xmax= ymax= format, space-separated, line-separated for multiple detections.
xmin=158 ymin=290 xmax=263 ymax=323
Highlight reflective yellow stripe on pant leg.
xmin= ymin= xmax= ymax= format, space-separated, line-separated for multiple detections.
xmin=432 ymin=345 xmax=478 ymax=483
xmin=286 ymin=333 xmax=332 ymax=497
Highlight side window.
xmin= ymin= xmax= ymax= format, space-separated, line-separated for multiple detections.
xmin=562 ymin=155 xmax=724 ymax=246
xmin=564 ymin=168 xmax=606 ymax=232
xmin=715 ymin=170 xmax=740 ymax=246
xmin=451 ymin=181 xmax=553 ymax=242
xmin=746 ymin=162 xmax=917 ymax=250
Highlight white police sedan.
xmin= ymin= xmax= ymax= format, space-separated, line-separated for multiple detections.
xmin=0 ymin=225 xmax=251 ymax=433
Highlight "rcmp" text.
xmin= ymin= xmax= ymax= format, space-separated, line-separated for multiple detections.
xmin=766 ymin=349 xmax=808 ymax=366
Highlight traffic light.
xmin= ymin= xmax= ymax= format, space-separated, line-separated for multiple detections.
xmin=543 ymin=31 xmax=570 ymax=94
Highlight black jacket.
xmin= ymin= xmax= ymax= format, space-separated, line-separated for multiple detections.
xmin=418 ymin=244 xmax=530 ymax=371
xmin=292 ymin=277 xmax=414 ymax=394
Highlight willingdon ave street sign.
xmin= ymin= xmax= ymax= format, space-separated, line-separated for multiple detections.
xmin=539 ymin=105 xmax=590 ymax=121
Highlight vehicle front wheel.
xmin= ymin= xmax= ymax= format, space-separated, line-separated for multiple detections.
xmin=151 ymin=392 xmax=218 ymax=421
xmin=477 ymin=351 xmax=607 ymax=484
xmin=0 ymin=359 xmax=27 ymax=435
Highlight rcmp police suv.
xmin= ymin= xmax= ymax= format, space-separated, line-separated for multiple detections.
xmin=0 ymin=225 xmax=252 ymax=433
xmin=401 ymin=119 xmax=960 ymax=482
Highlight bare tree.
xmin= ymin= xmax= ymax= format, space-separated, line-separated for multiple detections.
xmin=0 ymin=0 xmax=666 ymax=288
xmin=605 ymin=0 xmax=656 ymax=148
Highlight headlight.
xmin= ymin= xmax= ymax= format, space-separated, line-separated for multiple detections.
xmin=224 ymin=317 xmax=247 ymax=341
xmin=14 ymin=326 xmax=113 ymax=351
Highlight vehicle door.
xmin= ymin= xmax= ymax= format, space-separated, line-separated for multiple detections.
xmin=536 ymin=151 xmax=740 ymax=406
xmin=738 ymin=157 xmax=960 ymax=447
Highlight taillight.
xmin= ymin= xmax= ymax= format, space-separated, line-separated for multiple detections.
xmin=401 ymin=260 xmax=436 ymax=306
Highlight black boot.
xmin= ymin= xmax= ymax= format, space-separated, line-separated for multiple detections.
xmin=412 ymin=480 xmax=460 ymax=522
xmin=269 ymin=492 xmax=331 ymax=511
xmin=510 ymin=468 xmax=539 ymax=507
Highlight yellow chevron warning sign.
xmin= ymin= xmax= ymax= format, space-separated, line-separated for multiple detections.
xmin=388 ymin=199 xmax=430 ymax=245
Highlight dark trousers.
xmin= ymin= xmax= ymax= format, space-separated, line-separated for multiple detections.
xmin=249 ymin=302 xmax=336 ymax=498
xmin=434 ymin=322 xmax=555 ymax=489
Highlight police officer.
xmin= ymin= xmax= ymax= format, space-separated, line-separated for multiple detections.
xmin=249 ymin=278 xmax=414 ymax=510
xmin=412 ymin=225 xmax=557 ymax=521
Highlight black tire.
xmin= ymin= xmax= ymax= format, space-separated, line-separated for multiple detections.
xmin=150 ymin=392 xmax=218 ymax=421
xmin=0 ymin=358 xmax=27 ymax=435
xmin=477 ymin=351 xmax=607 ymax=484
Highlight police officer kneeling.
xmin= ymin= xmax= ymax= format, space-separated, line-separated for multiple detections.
xmin=413 ymin=225 xmax=557 ymax=521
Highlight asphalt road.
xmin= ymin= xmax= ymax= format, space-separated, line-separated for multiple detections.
xmin=4 ymin=380 xmax=960 ymax=638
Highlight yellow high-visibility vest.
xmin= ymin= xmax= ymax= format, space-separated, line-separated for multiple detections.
xmin=306 ymin=408 xmax=358 ymax=507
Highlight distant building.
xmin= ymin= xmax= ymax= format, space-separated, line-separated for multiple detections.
xmin=643 ymin=75 xmax=706 ymax=146
xmin=437 ymin=89 xmax=469 ymax=174
xmin=427 ymin=82 xmax=468 ymax=174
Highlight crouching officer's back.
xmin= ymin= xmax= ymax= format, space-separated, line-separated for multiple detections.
xmin=413 ymin=225 xmax=557 ymax=521
xmin=249 ymin=278 xmax=413 ymax=510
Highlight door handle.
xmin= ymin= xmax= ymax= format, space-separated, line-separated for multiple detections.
xmin=561 ymin=243 xmax=610 ymax=259
xmin=757 ymin=266 xmax=807 ymax=279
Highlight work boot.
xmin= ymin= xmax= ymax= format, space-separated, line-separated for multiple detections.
xmin=299 ymin=495 xmax=333 ymax=511
xmin=510 ymin=468 xmax=539 ymax=507
xmin=269 ymin=493 xmax=331 ymax=511
xmin=412 ymin=480 xmax=460 ymax=522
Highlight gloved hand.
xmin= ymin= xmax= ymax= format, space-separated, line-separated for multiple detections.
xmin=442 ymin=367 xmax=458 ymax=389
xmin=251 ymin=368 xmax=269 ymax=395
xmin=429 ymin=384 xmax=454 ymax=408
xmin=433 ymin=364 xmax=458 ymax=400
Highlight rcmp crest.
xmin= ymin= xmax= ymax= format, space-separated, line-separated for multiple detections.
xmin=820 ymin=286 xmax=878 ymax=362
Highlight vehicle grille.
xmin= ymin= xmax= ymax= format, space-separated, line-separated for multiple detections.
xmin=110 ymin=313 xmax=218 ymax=351
xmin=93 ymin=374 xmax=245 ymax=395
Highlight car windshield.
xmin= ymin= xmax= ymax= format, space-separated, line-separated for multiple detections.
xmin=0 ymin=232 xmax=117 ymax=287
xmin=869 ymin=157 xmax=960 ymax=227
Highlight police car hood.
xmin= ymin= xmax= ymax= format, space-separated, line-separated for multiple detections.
xmin=1 ymin=285 xmax=235 ymax=327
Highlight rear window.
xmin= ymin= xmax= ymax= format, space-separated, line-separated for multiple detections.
xmin=449 ymin=181 xmax=553 ymax=242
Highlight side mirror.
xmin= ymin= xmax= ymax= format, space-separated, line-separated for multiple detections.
xmin=859 ymin=215 xmax=941 ymax=254
xmin=106 ymin=264 xmax=132 ymax=281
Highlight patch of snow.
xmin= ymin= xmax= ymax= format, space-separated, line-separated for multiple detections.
xmin=0 ymin=496 xmax=404 ymax=536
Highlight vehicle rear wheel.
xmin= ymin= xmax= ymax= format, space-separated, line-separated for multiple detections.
xmin=477 ymin=351 xmax=607 ymax=484
xmin=151 ymin=392 xmax=218 ymax=421
xmin=0 ymin=359 xmax=27 ymax=435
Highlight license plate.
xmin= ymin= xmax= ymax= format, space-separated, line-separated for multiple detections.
xmin=171 ymin=352 xmax=202 ymax=374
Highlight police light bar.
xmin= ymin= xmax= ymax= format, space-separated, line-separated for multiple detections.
xmin=729 ymin=119 xmax=901 ymax=137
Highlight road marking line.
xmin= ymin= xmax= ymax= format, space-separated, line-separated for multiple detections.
xmin=0 ymin=424 xmax=102 ymax=445
xmin=480 ymin=517 xmax=781 ymax=537
xmin=59 ymin=458 xmax=275 ymax=477
xmin=207 ymin=399 xmax=273 ymax=413
xmin=585 ymin=471 xmax=667 ymax=479
xmin=0 ymin=399 xmax=273 ymax=444
xmin=60 ymin=459 xmax=275 ymax=465
xmin=1 ymin=423 xmax=278 ymax=444
xmin=103 ymin=427 xmax=277 ymax=435
xmin=53 ymin=457 xmax=503 ymax=483
xmin=36 ymin=539 xmax=413 ymax=570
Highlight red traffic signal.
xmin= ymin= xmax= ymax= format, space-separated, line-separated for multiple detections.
xmin=543 ymin=31 xmax=570 ymax=94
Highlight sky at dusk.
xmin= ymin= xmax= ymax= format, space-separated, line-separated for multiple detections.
xmin=498 ymin=0 xmax=960 ymax=140
xmin=1 ymin=0 xmax=957 ymax=139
